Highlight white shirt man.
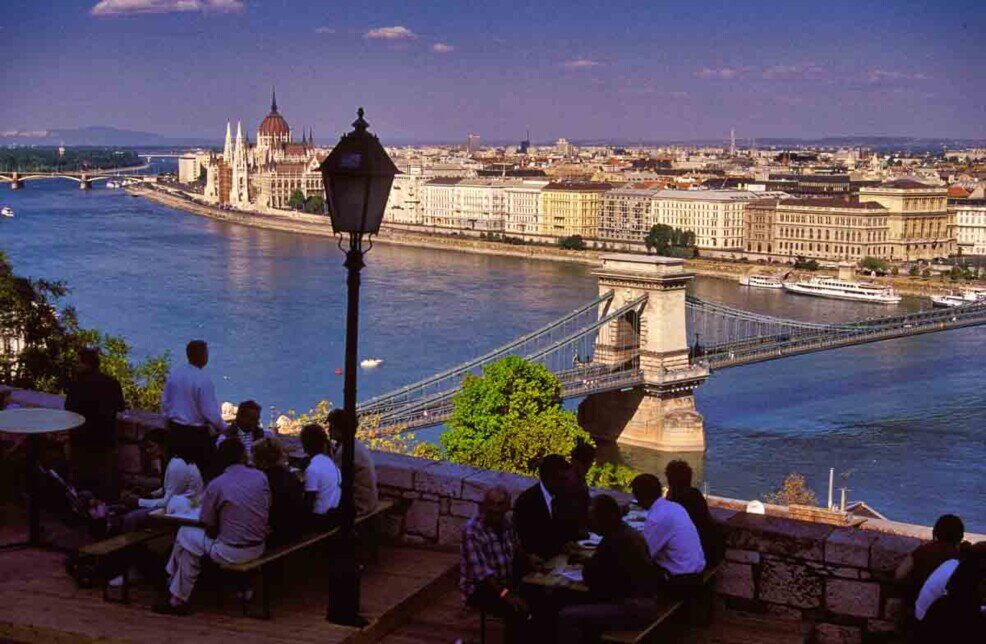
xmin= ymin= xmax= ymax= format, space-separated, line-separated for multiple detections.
xmin=305 ymin=453 xmax=341 ymax=515
xmin=642 ymin=497 xmax=706 ymax=576
xmin=915 ymin=558 xmax=960 ymax=621
xmin=161 ymin=362 xmax=225 ymax=432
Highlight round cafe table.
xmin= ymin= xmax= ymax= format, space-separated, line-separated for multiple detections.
xmin=0 ymin=408 xmax=85 ymax=550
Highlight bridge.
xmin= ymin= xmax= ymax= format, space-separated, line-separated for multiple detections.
xmin=0 ymin=167 xmax=154 ymax=190
xmin=359 ymin=254 xmax=986 ymax=452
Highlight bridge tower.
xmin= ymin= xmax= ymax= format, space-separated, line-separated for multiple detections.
xmin=10 ymin=172 xmax=22 ymax=189
xmin=79 ymin=175 xmax=91 ymax=190
xmin=578 ymin=254 xmax=709 ymax=452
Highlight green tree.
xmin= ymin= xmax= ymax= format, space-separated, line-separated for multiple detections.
xmin=858 ymin=257 xmax=890 ymax=274
xmin=287 ymin=189 xmax=306 ymax=211
xmin=763 ymin=473 xmax=818 ymax=506
xmin=644 ymin=224 xmax=674 ymax=255
xmin=303 ymin=195 xmax=326 ymax=214
xmin=558 ymin=235 xmax=587 ymax=251
xmin=908 ymin=264 xmax=920 ymax=277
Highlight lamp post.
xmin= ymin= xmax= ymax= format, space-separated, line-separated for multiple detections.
xmin=319 ymin=108 xmax=399 ymax=626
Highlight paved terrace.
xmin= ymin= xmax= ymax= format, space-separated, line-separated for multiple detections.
xmin=4 ymin=385 xmax=980 ymax=642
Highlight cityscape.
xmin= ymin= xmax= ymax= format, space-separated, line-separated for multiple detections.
xmin=0 ymin=1 xmax=984 ymax=643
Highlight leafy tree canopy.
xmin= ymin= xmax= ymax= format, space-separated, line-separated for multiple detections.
xmin=287 ymin=189 xmax=306 ymax=211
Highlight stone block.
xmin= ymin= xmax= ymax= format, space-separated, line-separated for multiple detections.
xmin=380 ymin=512 xmax=404 ymax=540
xmin=9 ymin=388 xmax=65 ymax=409
xmin=716 ymin=561 xmax=755 ymax=599
xmin=870 ymin=534 xmax=922 ymax=574
xmin=829 ymin=567 xmax=860 ymax=580
xmin=421 ymin=493 xmax=439 ymax=501
xmin=826 ymin=579 xmax=881 ymax=618
xmin=825 ymin=528 xmax=878 ymax=568
xmin=727 ymin=512 xmax=834 ymax=562
xmin=461 ymin=469 xmax=534 ymax=503
xmin=450 ymin=499 xmax=478 ymax=519
xmin=725 ymin=549 xmax=760 ymax=565
xmin=370 ymin=451 xmax=420 ymax=489
xmin=758 ymin=557 xmax=823 ymax=608
xmin=414 ymin=460 xmax=478 ymax=499
xmin=117 ymin=443 xmax=143 ymax=475
xmin=763 ymin=603 xmax=803 ymax=621
xmin=813 ymin=622 xmax=862 ymax=644
xmin=882 ymin=597 xmax=902 ymax=622
xmin=866 ymin=619 xmax=897 ymax=634
xmin=404 ymin=498 xmax=440 ymax=540
xmin=438 ymin=515 xmax=467 ymax=547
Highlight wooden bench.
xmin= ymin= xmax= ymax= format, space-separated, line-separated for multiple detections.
xmin=217 ymin=499 xmax=395 ymax=619
xmin=76 ymin=527 xmax=173 ymax=603
xmin=601 ymin=562 xmax=723 ymax=644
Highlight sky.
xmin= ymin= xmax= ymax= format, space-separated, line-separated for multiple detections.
xmin=1 ymin=0 xmax=984 ymax=144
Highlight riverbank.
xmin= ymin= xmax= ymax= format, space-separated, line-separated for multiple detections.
xmin=132 ymin=185 xmax=980 ymax=298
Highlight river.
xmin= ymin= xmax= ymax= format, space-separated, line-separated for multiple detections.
xmin=2 ymin=173 xmax=983 ymax=531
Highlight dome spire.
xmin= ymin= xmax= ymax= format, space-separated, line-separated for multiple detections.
xmin=271 ymin=86 xmax=278 ymax=114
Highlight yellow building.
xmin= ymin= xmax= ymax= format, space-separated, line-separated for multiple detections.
xmin=539 ymin=182 xmax=611 ymax=237
xmin=857 ymin=179 xmax=952 ymax=261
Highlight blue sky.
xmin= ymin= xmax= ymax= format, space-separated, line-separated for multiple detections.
xmin=1 ymin=0 xmax=984 ymax=143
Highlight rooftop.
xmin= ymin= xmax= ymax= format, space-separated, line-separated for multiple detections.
xmin=778 ymin=197 xmax=888 ymax=210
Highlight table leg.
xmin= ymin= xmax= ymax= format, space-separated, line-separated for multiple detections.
xmin=27 ymin=434 xmax=42 ymax=546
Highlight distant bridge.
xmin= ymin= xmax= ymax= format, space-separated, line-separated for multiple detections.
xmin=0 ymin=166 xmax=155 ymax=189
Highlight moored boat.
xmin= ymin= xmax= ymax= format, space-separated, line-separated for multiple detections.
xmin=1 ymin=206 xmax=13 ymax=218
xmin=739 ymin=274 xmax=784 ymax=289
xmin=360 ymin=358 xmax=383 ymax=369
xmin=783 ymin=276 xmax=901 ymax=304
xmin=931 ymin=293 xmax=969 ymax=308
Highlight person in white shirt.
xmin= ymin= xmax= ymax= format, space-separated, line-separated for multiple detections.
xmin=301 ymin=423 xmax=341 ymax=530
xmin=631 ymin=473 xmax=706 ymax=596
xmin=161 ymin=340 xmax=225 ymax=478
xmin=120 ymin=429 xmax=204 ymax=530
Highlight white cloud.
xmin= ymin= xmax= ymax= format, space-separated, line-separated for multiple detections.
xmin=91 ymin=0 xmax=243 ymax=15
xmin=563 ymin=58 xmax=601 ymax=69
xmin=762 ymin=62 xmax=824 ymax=80
xmin=314 ymin=26 xmax=336 ymax=35
xmin=364 ymin=25 xmax=416 ymax=40
xmin=696 ymin=66 xmax=751 ymax=80
xmin=432 ymin=43 xmax=454 ymax=54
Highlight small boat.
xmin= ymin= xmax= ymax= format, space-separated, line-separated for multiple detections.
xmin=105 ymin=180 xmax=121 ymax=189
xmin=783 ymin=276 xmax=901 ymax=304
xmin=931 ymin=293 xmax=969 ymax=308
xmin=739 ymin=274 xmax=783 ymax=289
xmin=1 ymin=206 xmax=13 ymax=218
xmin=333 ymin=367 xmax=343 ymax=376
xmin=360 ymin=358 xmax=383 ymax=369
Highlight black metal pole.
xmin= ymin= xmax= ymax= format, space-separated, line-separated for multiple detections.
xmin=327 ymin=231 xmax=365 ymax=626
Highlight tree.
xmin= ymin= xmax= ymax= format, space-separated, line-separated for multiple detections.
xmin=908 ymin=264 xmax=920 ymax=277
xmin=793 ymin=257 xmax=820 ymax=271
xmin=858 ymin=257 xmax=890 ymax=275
xmin=303 ymin=195 xmax=326 ymax=214
xmin=644 ymin=224 xmax=674 ymax=255
xmin=558 ymin=235 xmax=587 ymax=251
xmin=287 ymin=189 xmax=306 ymax=211
xmin=763 ymin=473 xmax=818 ymax=506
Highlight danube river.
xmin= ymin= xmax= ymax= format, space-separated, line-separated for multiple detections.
xmin=2 ymin=177 xmax=983 ymax=531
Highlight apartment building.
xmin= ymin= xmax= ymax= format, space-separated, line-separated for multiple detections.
xmin=952 ymin=199 xmax=986 ymax=257
xmin=857 ymin=179 xmax=952 ymax=260
xmin=650 ymin=190 xmax=783 ymax=251
xmin=768 ymin=198 xmax=891 ymax=262
xmin=503 ymin=180 xmax=549 ymax=234
xmin=598 ymin=187 xmax=660 ymax=242
xmin=539 ymin=182 xmax=611 ymax=237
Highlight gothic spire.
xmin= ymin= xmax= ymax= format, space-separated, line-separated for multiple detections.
xmin=271 ymin=86 xmax=278 ymax=114
xmin=309 ymin=127 xmax=314 ymax=145
xmin=223 ymin=121 xmax=232 ymax=160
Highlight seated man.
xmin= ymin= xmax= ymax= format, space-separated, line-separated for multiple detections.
xmin=216 ymin=400 xmax=271 ymax=465
xmin=460 ymin=486 xmax=528 ymax=639
xmin=513 ymin=454 xmax=580 ymax=562
xmin=664 ymin=460 xmax=722 ymax=566
xmin=896 ymin=514 xmax=964 ymax=616
xmin=155 ymin=438 xmax=270 ymax=614
xmin=631 ymin=474 xmax=706 ymax=595
xmin=252 ymin=437 xmax=306 ymax=546
xmin=557 ymin=495 xmax=659 ymax=643
xmin=300 ymin=423 xmax=341 ymax=529
xmin=327 ymin=409 xmax=378 ymax=515
xmin=566 ymin=441 xmax=596 ymax=535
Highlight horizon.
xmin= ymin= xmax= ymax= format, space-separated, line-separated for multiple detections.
xmin=1 ymin=1 xmax=984 ymax=142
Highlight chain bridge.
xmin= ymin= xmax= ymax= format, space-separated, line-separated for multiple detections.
xmin=359 ymin=254 xmax=986 ymax=452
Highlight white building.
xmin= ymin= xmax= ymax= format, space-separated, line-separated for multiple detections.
xmin=953 ymin=199 xmax=986 ymax=257
xmin=453 ymin=178 xmax=506 ymax=232
xmin=650 ymin=190 xmax=788 ymax=251
xmin=599 ymin=187 xmax=660 ymax=242
xmin=421 ymin=178 xmax=461 ymax=229
xmin=504 ymin=180 xmax=549 ymax=234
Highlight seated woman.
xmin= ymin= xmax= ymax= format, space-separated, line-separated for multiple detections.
xmin=252 ymin=437 xmax=306 ymax=546
xmin=121 ymin=428 xmax=203 ymax=531
xmin=300 ymin=424 xmax=341 ymax=530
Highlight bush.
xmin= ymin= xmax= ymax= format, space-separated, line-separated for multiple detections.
xmin=793 ymin=257 xmax=820 ymax=271
xmin=908 ymin=264 xmax=920 ymax=276
xmin=859 ymin=256 xmax=890 ymax=275
xmin=762 ymin=473 xmax=818 ymax=506
xmin=558 ymin=235 xmax=587 ymax=251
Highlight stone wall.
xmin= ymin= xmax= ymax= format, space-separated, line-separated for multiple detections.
xmin=4 ymin=384 xmax=980 ymax=642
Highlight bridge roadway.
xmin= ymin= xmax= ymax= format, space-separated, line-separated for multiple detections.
xmin=0 ymin=163 xmax=153 ymax=184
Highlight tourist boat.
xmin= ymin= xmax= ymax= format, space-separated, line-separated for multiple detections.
xmin=738 ymin=274 xmax=783 ymax=289
xmin=1 ymin=206 xmax=13 ymax=218
xmin=931 ymin=293 xmax=970 ymax=308
xmin=105 ymin=180 xmax=121 ymax=189
xmin=783 ymin=276 xmax=902 ymax=304
xmin=360 ymin=358 xmax=383 ymax=369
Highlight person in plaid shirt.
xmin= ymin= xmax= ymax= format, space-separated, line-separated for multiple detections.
xmin=460 ymin=486 xmax=529 ymax=639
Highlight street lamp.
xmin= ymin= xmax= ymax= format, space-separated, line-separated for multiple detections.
xmin=319 ymin=107 xmax=399 ymax=626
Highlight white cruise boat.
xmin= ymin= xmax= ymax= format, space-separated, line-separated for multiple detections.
xmin=105 ymin=180 xmax=121 ymax=189
xmin=783 ymin=276 xmax=901 ymax=304
xmin=739 ymin=274 xmax=783 ymax=289
xmin=1 ymin=206 xmax=13 ymax=218
xmin=931 ymin=293 xmax=969 ymax=308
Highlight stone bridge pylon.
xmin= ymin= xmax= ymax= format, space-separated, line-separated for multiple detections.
xmin=578 ymin=254 xmax=709 ymax=452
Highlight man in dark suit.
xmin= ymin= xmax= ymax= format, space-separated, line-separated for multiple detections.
xmin=513 ymin=454 xmax=579 ymax=562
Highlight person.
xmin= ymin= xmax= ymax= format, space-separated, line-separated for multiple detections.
xmin=156 ymin=439 xmax=270 ymax=615
xmin=160 ymin=340 xmax=225 ymax=477
xmin=557 ymin=495 xmax=659 ymax=643
xmin=252 ymin=437 xmax=306 ymax=546
xmin=327 ymin=409 xmax=378 ymax=515
xmin=513 ymin=454 xmax=580 ymax=561
xmin=631 ymin=474 xmax=706 ymax=596
xmin=64 ymin=347 xmax=126 ymax=500
xmin=566 ymin=441 xmax=596 ymax=534
xmin=216 ymin=400 xmax=270 ymax=465
xmin=914 ymin=541 xmax=986 ymax=641
xmin=120 ymin=428 xmax=203 ymax=529
xmin=896 ymin=514 xmax=965 ymax=615
xmin=300 ymin=423 xmax=341 ymax=529
xmin=664 ymin=460 xmax=723 ymax=566
xmin=460 ymin=486 xmax=529 ymax=640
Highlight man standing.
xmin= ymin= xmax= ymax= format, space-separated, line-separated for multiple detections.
xmin=156 ymin=439 xmax=269 ymax=615
xmin=161 ymin=340 xmax=225 ymax=476
xmin=64 ymin=347 xmax=125 ymax=500
xmin=513 ymin=454 xmax=579 ymax=561
xmin=327 ymin=409 xmax=378 ymax=516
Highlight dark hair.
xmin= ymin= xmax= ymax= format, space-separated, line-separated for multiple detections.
xmin=215 ymin=437 xmax=246 ymax=471
xmin=631 ymin=473 xmax=663 ymax=504
xmin=538 ymin=454 xmax=570 ymax=481
xmin=932 ymin=514 xmax=965 ymax=546
xmin=326 ymin=408 xmax=345 ymax=437
xmin=238 ymin=400 xmax=261 ymax=413
xmin=79 ymin=347 xmax=101 ymax=369
xmin=186 ymin=340 xmax=207 ymax=363
xmin=300 ymin=423 xmax=328 ymax=456
xmin=590 ymin=494 xmax=623 ymax=531
xmin=665 ymin=460 xmax=693 ymax=489
xmin=570 ymin=441 xmax=597 ymax=468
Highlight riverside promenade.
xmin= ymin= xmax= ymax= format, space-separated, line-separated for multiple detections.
xmin=4 ymin=384 xmax=979 ymax=642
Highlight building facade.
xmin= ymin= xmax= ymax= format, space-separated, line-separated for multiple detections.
xmin=598 ymin=187 xmax=659 ymax=242
xmin=770 ymin=198 xmax=890 ymax=262
xmin=504 ymin=180 xmax=549 ymax=234
xmin=952 ymin=199 xmax=986 ymax=257
xmin=421 ymin=178 xmax=460 ymax=229
xmin=650 ymin=190 xmax=782 ymax=251
xmin=857 ymin=180 xmax=951 ymax=260
xmin=539 ymin=182 xmax=611 ymax=237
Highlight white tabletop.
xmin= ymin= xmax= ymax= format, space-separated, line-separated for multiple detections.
xmin=0 ymin=408 xmax=85 ymax=434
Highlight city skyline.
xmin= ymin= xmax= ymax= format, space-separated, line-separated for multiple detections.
xmin=1 ymin=0 xmax=984 ymax=142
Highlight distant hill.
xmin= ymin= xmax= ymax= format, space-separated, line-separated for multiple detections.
xmin=0 ymin=126 xmax=215 ymax=147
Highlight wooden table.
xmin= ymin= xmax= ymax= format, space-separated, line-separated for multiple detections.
xmin=147 ymin=508 xmax=205 ymax=528
xmin=0 ymin=408 xmax=84 ymax=551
